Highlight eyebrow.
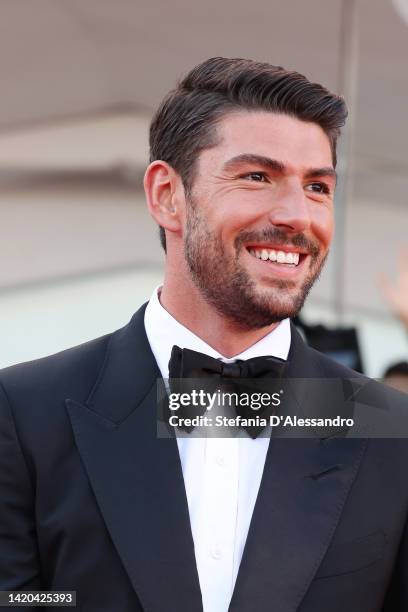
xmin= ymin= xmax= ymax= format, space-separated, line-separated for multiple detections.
xmin=222 ymin=153 xmax=337 ymax=183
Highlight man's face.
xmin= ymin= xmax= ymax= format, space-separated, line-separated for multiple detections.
xmin=183 ymin=111 xmax=336 ymax=329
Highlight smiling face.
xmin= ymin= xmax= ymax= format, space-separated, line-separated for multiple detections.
xmin=183 ymin=111 xmax=336 ymax=329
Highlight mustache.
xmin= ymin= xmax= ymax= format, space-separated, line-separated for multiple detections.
xmin=235 ymin=228 xmax=321 ymax=259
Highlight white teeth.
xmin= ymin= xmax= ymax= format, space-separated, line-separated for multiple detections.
xmin=249 ymin=247 xmax=301 ymax=265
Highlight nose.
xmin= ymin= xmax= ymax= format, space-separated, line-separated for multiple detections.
xmin=268 ymin=180 xmax=311 ymax=233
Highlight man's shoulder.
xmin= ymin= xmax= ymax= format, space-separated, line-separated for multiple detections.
xmin=0 ymin=302 xmax=151 ymax=421
xmin=0 ymin=331 xmax=114 ymax=410
xmin=0 ymin=304 xmax=153 ymax=456
xmin=307 ymin=343 xmax=365 ymax=378
xmin=306 ymin=342 xmax=408 ymax=408
xmin=291 ymin=325 xmax=366 ymax=380
xmin=0 ymin=304 xmax=149 ymax=403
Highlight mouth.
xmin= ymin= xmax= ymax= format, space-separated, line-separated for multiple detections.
xmin=245 ymin=245 xmax=308 ymax=267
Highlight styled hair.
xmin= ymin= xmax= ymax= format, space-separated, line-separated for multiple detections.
xmin=149 ymin=57 xmax=348 ymax=252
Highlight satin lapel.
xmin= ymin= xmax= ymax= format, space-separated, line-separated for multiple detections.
xmin=66 ymin=305 xmax=202 ymax=612
xmin=229 ymin=325 xmax=368 ymax=612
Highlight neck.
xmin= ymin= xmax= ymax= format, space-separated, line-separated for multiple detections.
xmin=159 ymin=270 xmax=279 ymax=358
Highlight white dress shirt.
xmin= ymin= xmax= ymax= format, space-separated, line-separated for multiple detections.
xmin=144 ymin=287 xmax=291 ymax=612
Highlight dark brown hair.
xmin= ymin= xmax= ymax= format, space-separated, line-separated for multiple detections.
xmin=149 ymin=57 xmax=347 ymax=251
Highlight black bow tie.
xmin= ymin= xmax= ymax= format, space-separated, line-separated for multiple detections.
xmin=168 ymin=345 xmax=286 ymax=380
xmin=166 ymin=346 xmax=287 ymax=438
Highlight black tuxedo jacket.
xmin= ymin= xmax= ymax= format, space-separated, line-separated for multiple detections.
xmin=0 ymin=303 xmax=407 ymax=611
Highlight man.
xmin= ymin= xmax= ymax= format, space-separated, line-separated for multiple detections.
xmin=0 ymin=57 xmax=407 ymax=611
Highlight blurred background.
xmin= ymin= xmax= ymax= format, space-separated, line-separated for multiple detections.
xmin=0 ymin=0 xmax=407 ymax=379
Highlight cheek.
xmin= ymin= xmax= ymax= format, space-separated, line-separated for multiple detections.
xmin=216 ymin=195 xmax=269 ymax=241
xmin=310 ymin=206 xmax=334 ymax=250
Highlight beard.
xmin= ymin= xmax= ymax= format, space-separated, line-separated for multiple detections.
xmin=184 ymin=197 xmax=328 ymax=330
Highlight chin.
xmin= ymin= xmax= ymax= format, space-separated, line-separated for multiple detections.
xmin=224 ymin=296 xmax=305 ymax=330
xmin=253 ymin=288 xmax=309 ymax=321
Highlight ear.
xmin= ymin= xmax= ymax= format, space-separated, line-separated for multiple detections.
xmin=143 ymin=160 xmax=184 ymax=237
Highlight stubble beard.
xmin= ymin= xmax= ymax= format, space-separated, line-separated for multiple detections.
xmin=184 ymin=199 xmax=328 ymax=331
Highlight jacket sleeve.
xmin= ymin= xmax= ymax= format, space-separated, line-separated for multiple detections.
xmin=0 ymin=380 xmax=42 ymax=590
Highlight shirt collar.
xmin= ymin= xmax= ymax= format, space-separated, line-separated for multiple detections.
xmin=144 ymin=286 xmax=291 ymax=379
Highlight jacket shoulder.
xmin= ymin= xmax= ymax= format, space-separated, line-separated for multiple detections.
xmin=307 ymin=345 xmax=366 ymax=378
xmin=0 ymin=332 xmax=113 ymax=411
xmin=307 ymin=344 xmax=408 ymax=408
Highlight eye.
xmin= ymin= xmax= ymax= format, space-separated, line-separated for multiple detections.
xmin=241 ymin=172 xmax=267 ymax=182
xmin=305 ymin=182 xmax=331 ymax=194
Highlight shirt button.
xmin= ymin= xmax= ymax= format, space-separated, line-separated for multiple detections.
xmin=215 ymin=455 xmax=225 ymax=467
xmin=211 ymin=547 xmax=222 ymax=560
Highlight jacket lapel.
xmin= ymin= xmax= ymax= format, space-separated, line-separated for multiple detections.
xmin=229 ymin=325 xmax=368 ymax=612
xmin=66 ymin=305 xmax=202 ymax=612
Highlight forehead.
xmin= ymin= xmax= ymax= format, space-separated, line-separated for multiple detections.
xmin=206 ymin=110 xmax=333 ymax=170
